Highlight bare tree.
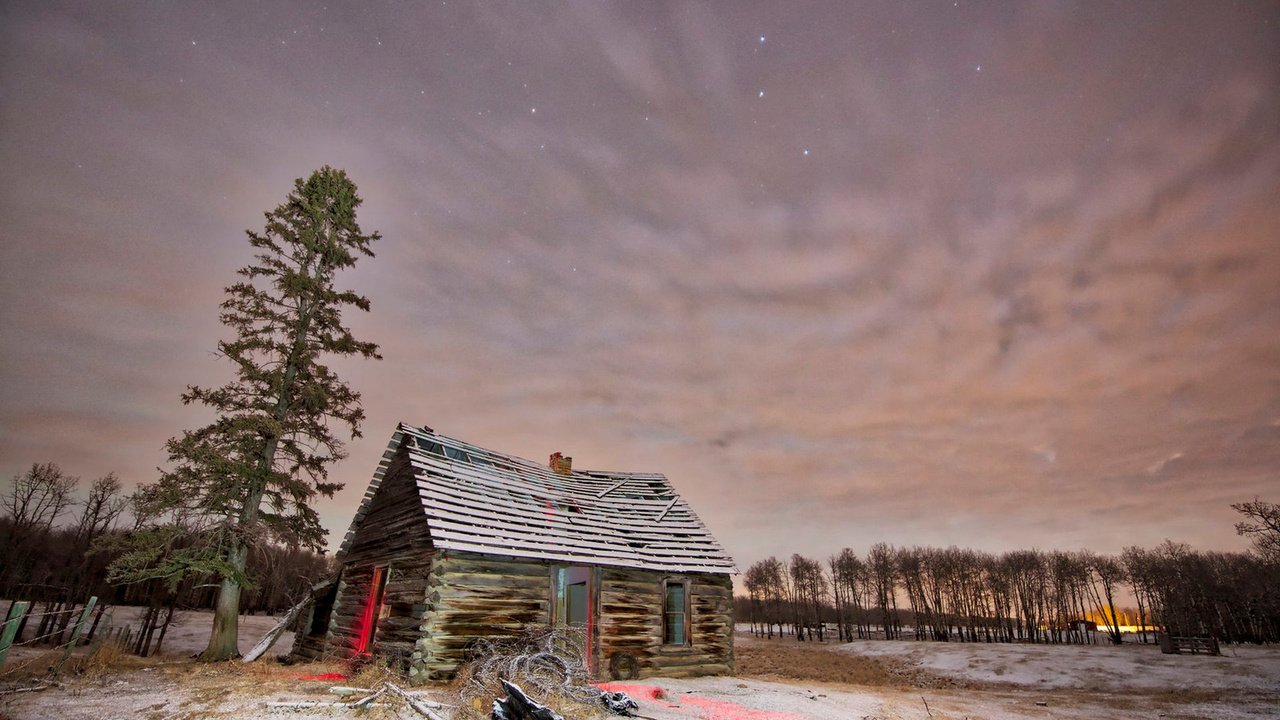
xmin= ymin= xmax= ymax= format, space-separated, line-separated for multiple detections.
xmin=867 ymin=542 xmax=900 ymax=639
xmin=3 ymin=462 xmax=78 ymax=535
xmin=792 ymin=555 xmax=828 ymax=641
xmin=1082 ymin=552 xmax=1126 ymax=644
xmin=830 ymin=548 xmax=868 ymax=640
xmin=743 ymin=560 xmax=770 ymax=637
xmin=73 ymin=473 xmax=128 ymax=544
xmin=1232 ymin=498 xmax=1280 ymax=561
xmin=750 ymin=556 xmax=787 ymax=638
xmin=1121 ymin=546 xmax=1155 ymax=643
xmin=1004 ymin=549 xmax=1047 ymax=642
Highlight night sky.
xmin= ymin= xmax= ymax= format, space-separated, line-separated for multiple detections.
xmin=2 ymin=1 xmax=1278 ymax=569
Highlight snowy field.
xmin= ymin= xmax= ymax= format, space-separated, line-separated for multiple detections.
xmin=838 ymin=634 xmax=1279 ymax=693
xmin=2 ymin=612 xmax=1277 ymax=720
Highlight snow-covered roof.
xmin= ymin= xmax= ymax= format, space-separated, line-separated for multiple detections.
xmin=336 ymin=423 xmax=736 ymax=574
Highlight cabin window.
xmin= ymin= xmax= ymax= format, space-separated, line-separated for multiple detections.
xmin=415 ymin=437 xmax=445 ymax=456
xmin=662 ymin=579 xmax=691 ymax=646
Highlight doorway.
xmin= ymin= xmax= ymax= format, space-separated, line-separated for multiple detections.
xmin=553 ymin=566 xmax=593 ymax=665
xmin=357 ymin=565 xmax=390 ymax=653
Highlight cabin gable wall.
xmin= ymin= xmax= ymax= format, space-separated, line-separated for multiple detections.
xmin=324 ymin=444 xmax=435 ymax=665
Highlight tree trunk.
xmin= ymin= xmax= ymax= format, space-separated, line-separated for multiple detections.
xmin=202 ymin=541 xmax=249 ymax=660
xmin=154 ymin=601 xmax=176 ymax=655
xmin=134 ymin=605 xmax=155 ymax=656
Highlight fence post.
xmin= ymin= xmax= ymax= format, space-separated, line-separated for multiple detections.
xmin=89 ymin=611 xmax=114 ymax=652
xmin=0 ymin=600 xmax=32 ymax=670
xmin=56 ymin=596 xmax=98 ymax=672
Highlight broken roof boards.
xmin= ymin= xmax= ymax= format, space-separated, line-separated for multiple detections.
xmin=337 ymin=423 xmax=736 ymax=575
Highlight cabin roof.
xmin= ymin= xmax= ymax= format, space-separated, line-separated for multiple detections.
xmin=336 ymin=423 xmax=736 ymax=574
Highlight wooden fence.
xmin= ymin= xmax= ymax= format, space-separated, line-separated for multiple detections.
xmin=0 ymin=597 xmax=100 ymax=674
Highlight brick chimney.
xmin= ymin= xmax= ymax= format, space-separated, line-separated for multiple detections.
xmin=549 ymin=451 xmax=573 ymax=475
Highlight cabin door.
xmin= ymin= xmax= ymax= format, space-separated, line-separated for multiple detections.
xmin=553 ymin=566 xmax=593 ymax=660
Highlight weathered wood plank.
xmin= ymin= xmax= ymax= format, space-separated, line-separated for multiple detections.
xmin=319 ymin=443 xmax=435 ymax=663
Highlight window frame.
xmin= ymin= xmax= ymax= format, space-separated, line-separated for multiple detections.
xmin=661 ymin=577 xmax=693 ymax=647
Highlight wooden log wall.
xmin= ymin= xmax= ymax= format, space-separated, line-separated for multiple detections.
xmin=323 ymin=443 xmax=435 ymax=667
xmin=410 ymin=550 xmax=552 ymax=682
xmin=598 ymin=567 xmax=734 ymax=679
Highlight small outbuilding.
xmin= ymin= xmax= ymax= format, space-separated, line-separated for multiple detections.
xmin=293 ymin=423 xmax=736 ymax=682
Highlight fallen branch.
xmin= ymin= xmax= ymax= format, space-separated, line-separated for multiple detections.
xmin=0 ymin=684 xmax=50 ymax=696
xmin=329 ymin=685 xmax=442 ymax=703
xmin=265 ymin=682 xmax=450 ymax=717
xmin=243 ymin=579 xmax=332 ymax=663
xmin=267 ymin=688 xmax=385 ymax=712
xmin=386 ymin=681 xmax=448 ymax=720
xmin=266 ymin=700 xmax=389 ymax=710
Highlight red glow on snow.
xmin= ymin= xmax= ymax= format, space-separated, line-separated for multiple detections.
xmin=594 ymin=683 xmax=667 ymax=701
xmin=296 ymin=673 xmax=348 ymax=681
xmin=593 ymin=684 xmax=805 ymax=720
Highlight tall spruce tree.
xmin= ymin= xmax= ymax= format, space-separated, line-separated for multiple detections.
xmin=140 ymin=166 xmax=381 ymax=660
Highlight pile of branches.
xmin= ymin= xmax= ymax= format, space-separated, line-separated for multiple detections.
xmin=266 ymin=681 xmax=448 ymax=718
xmin=455 ymin=626 xmax=637 ymax=720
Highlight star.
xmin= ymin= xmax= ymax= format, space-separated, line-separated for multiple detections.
xmin=758 ymin=90 xmax=765 ymax=98
xmin=531 ymin=107 xmax=537 ymax=114
xmin=976 ymin=64 xmax=982 ymax=72
xmin=759 ymin=34 xmax=766 ymax=43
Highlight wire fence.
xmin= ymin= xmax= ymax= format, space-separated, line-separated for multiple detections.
xmin=0 ymin=597 xmax=100 ymax=677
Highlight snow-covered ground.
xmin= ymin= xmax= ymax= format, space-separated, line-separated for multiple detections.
xmin=838 ymin=635 xmax=1280 ymax=693
xmin=109 ymin=606 xmax=297 ymax=657
xmin=3 ymin=614 xmax=1278 ymax=720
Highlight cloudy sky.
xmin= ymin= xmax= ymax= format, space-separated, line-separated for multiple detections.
xmin=2 ymin=1 xmax=1278 ymax=569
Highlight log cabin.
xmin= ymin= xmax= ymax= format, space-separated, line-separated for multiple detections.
xmin=292 ymin=423 xmax=736 ymax=682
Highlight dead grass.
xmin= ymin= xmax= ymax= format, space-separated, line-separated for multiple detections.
xmin=735 ymin=636 xmax=977 ymax=690
xmin=347 ymin=655 xmax=405 ymax=689
xmin=0 ymin=639 xmax=145 ymax=684
xmin=736 ymin=639 xmax=896 ymax=685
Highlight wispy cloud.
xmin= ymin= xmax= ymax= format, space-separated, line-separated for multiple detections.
xmin=2 ymin=0 xmax=1277 ymax=567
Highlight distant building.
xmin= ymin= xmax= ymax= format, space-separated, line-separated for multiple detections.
xmin=293 ymin=423 xmax=736 ymax=682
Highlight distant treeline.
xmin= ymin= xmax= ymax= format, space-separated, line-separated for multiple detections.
xmin=1 ymin=462 xmax=330 ymax=613
xmin=740 ymin=540 xmax=1280 ymax=645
